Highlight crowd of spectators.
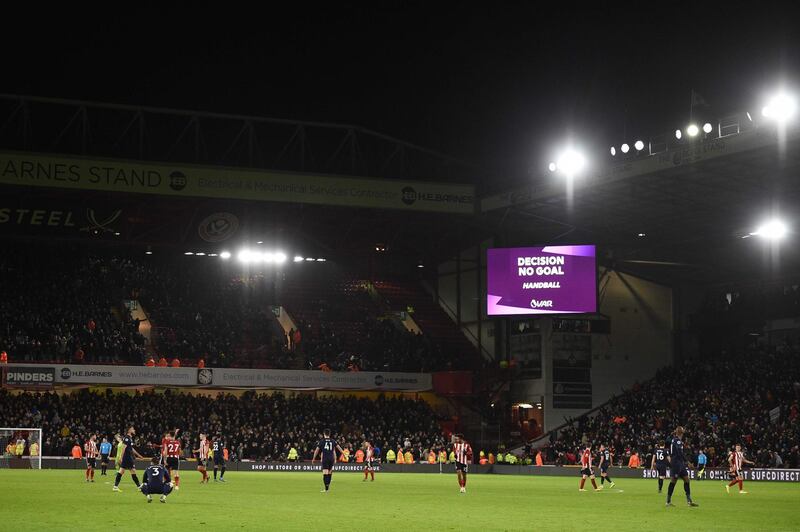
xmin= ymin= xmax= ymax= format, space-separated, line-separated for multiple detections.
xmin=0 ymin=252 xmax=146 ymax=364
xmin=541 ymin=343 xmax=800 ymax=469
xmin=0 ymin=389 xmax=446 ymax=462
xmin=0 ymin=244 xmax=468 ymax=373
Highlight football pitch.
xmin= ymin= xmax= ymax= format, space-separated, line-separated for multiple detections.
xmin=1 ymin=470 xmax=799 ymax=531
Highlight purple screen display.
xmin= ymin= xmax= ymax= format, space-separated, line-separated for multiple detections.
xmin=487 ymin=245 xmax=597 ymax=315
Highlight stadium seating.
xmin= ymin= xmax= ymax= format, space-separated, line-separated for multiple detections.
xmin=0 ymin=389 xmax=446 ymax=462
xmin=0 ymin=245 xmax=478 ymax=372
xmin=0 ymin=251 xmax=146 ymax=364
xmin=540 ymin=344 xmax=800 ymax=469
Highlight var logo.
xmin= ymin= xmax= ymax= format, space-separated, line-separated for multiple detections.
xmin=60 ymin=368 xmax=72 ymax=379
xmin=374 ymin=375 xmax=384 ymax=386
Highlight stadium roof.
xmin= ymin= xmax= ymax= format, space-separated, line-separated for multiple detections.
xmin=481 ymin=116 xmax=800 ymax=285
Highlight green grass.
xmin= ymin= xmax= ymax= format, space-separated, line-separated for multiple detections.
xmin=1 ymin=470 xmax=798 ymax=531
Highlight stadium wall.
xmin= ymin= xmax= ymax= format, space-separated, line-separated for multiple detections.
xmin=31 ymin=459 xmax=800 ymax=482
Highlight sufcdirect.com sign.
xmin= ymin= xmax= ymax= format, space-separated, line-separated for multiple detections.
xmin=641 ymin=468 xmax=800 ymax=483
xmin=0 ymin=151 xmax=475 ymax=214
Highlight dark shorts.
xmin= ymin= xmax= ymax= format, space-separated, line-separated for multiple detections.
xmin=141 ymin=483 xmax=173 ymax=496
xmin=670 ymin=463 xmax=689 ymax=478
xmin=600 ymin=464 xmax=610 ymax=473
xmin=197 ymin=459 xmax=207 ymax=468
xmin=214 ymin=455 xmax=224 ymax=466
xmin=656 ymin=464 xmax=668 ymax=477
xmin=580 ymin=467 xmax=593 ymax=477
xmin=455 ymin=461 xmax=468 ymax=473
xmin=166 ymin=457 xmax=180 ymax=470
xmin=100 ymin=454 xmax=109 ymax=465
xmin=322 ymin=458 xmax=335 ymax=471
xmin=86 ymin=457 xmax=96 ymax=468
xmin=120 ymin=457 xmax=135 ymax=470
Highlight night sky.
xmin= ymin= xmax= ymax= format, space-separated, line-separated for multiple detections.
xmin=3 ymin=2 xmax=799 ymax=187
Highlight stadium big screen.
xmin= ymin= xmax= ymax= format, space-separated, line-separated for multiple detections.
xmin=487 ymin=245 xmax=597 ymax=315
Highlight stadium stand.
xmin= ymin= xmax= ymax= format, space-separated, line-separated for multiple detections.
xmin=0 ymin=389 xmax=446 ymax=462
xmin=0 ymin=252 xmax=146 ymax=364
xmin=540 ymin=344 xmax=800 ymax=469
xmin=0 ymin=242 xmax=482 ymax=372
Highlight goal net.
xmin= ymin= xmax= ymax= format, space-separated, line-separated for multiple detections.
xmin=0 ymin=428 xmax=42 ymax=469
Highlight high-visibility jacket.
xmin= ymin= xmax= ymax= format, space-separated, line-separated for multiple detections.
xmin=488 ymin=453 xmax=496 ymax=464
xmin=448 ymin=451 xmax=455 ymax=463
xmin=288 ymin=448 xmax=299 ymax=461
xmin=404 ymin=451 xmax=414 ymax=464
xmin=15 ymin=443 xmax=24 ymax=456
xmin=386 ymin=449 xmax=396 ymax=463
xmin=396 ymin=450 xmax=405 ymax=464
xmin=438 ymin=451 xmax=447 ymax=463
xmin=340 ymin=449 xmax=350 ymax=462
xmin=427 ymin=452 xmax=436 ymax=464
xmin=157 ymin=357 xmax=168 ymax=367
xmin=479 ymin=457 xmax=488 ymax=465
xmin=29 ymin=443 xmax=39 ymax=456
xmin=507 ymin=454 xmax=518 ymax=464
xmin=355 ymin=449 xmax=365 ymax=463
xmin=535 ymin=452 xmax=543 ymax=466
xmin=628 ymin=454 xmax=640 ymax=468
xmin=145 ymin=358 xmax=155 ymax=367
xmin=71 ymin=445 xmax=83 ymax=459
xmin=171 ymin=358 xmax=181 ymax=367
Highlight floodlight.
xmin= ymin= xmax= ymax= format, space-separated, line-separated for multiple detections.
xmin=675 ymin=129 xmax=682 ymax=140
xmin=145 ymin=251 xmax=153 ymax=255
xmin=751 ymin=219 xmax=788 ymax=240
xmin=220 ymin=251 xmax=231 ymax=260
xmin=195 ymin=252 xmax=206 ymax=256
xmin=556 ymin=149 xmax=586 ymax=176
xmin=274 ymin=252 xmax=287 ymax=264
xmin=237 ymin=249 xmax=252 ymax=262
xmin=687 ymin=124 xmax=699 ymax=137
xmin=184 ymin=252 xmax=194 ymax=256
xmin=316 ymin=258 xmax=325 ymax=262
xmin=634 ymin=140 xmax=644 ymax=151
xmin=294 ymin=256 xmax=304 ymax=262
xmin=703 ymin=122 xmax=713 ymax=134
xmin=305 ymin=257 xmax=315 ymax=261
xmin=620 ymin=143 xmax=630 ymax=154
xmin=762 ymin=92 xmax=797 ymax=122
xmin=256 ymin=241 xmax=264 ymax=245
xmin=548 ymin=162 xmax=557 ymax=172
xmin=609 ymin=147 xmax=616 ymax=156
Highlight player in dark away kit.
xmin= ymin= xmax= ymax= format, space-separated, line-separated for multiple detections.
xmin=312 ymin=428 xmax=344 ymax=493
xmin=665 ymin=426 xmax=699 ymax=507
xmin=142 ymin=456 xmax=174 ymax=503
xmin=212 ymin=435 xmax=226 ymax=482
xmin=113 ymin=426 xmax=146 ymax=492
xmin=650 ymin=443 xmax=668 ymax=493
xmin=598 ymin=444 xmax=615 ymax=488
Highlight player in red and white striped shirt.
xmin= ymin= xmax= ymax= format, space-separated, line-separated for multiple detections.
xmin=453 ymin=434 xmax=473 ymax=493
xmin=362 ymin=440 xmax=376 ymax=482
xmin=84 ymin=434 xmax=98 ymax=483
xmin=193 ymin=433 xmax=210 ymax=484
xmin=161 ymin=429 xmax=182 ymax=489
xmin=726 ymin=444 xmax=754 ymax=494
xmin=578 ymin=444 xmax=600 ymax=491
